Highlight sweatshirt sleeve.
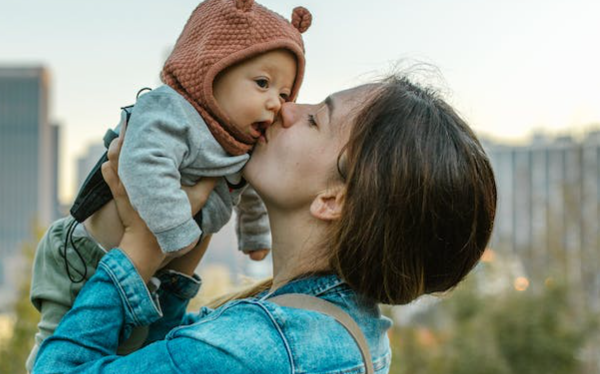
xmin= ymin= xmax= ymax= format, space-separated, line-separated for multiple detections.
xmin=118 ymin=89 xmax=201 ymax=253
xmin=235 ymin=185 xmax=271 ymax=252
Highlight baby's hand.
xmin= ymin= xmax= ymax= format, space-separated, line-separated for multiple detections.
xmin=243 ymin=248 xmax=270 ymax=261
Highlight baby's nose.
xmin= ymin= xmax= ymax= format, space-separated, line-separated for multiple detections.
xmin=266 ymin=95 xmax=282 ymax=112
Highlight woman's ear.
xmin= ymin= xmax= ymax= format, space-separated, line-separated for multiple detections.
xmin=310 ymin=187 xmax=345 ymax=221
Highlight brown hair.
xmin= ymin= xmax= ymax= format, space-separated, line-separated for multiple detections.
xmin=206 ymin=74 xmax=497 ymax=308
xmin=329 ymin=75 xmax=497 ymax=304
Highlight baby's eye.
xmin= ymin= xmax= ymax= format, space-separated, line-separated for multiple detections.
xmin=280 ymin=93 xmax=290 ymax=101
xmin=255 ymin=78 xmax=269 ymax=89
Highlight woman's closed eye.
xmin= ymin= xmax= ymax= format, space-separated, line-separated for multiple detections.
xmin=307 ymin=114 xmax=318 ymax=127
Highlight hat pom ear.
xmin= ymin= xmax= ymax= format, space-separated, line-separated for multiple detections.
xmin=234 ymin=0 xmax=254 ymax=12
xmin=291 ymin=7 xmax=312 ymax=33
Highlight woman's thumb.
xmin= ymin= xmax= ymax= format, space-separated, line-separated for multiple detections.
xmin=186 ymin=177 xmax=219 ymax=215
xmin=195 ymin=177 xmax=218 ymax=201
xmin=101 ymin=161 xmax=124 ymax=199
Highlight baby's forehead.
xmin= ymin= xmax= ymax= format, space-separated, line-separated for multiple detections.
xmin=258 ymin=60 xmax=284 ymax=73
xmin=247 ymin=50 xmax=297 ymax=69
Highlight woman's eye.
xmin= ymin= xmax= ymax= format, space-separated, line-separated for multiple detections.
xmin=307 ymin=114 xmax=318 ymax=127
xmin=255 ymin=79 xmax=269 ymax=89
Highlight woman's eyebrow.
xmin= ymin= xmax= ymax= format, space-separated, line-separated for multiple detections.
xmin=324 ymin=95 xmax=334 ymax=119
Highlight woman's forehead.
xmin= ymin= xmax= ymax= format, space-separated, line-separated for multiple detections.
xmin=329 ymin=84 xmax=381 ymax=108
xmin=325 ymin=84 xmax=380 ymax=124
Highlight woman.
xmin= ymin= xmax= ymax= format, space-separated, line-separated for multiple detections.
xmin=33 ymin=75 xmax=496 ymax=373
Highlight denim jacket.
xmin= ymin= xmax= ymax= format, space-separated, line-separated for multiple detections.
xmin=33 ymin=249 xmax=392 ymax=373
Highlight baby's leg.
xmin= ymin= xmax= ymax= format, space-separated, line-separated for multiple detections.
xmin=83 ymin=200 xmax=124 ymax=251
xmin=27 ymin=214 xmax=147 ymax=370
xmin=27 ymin=216 xmax=106 ymax=372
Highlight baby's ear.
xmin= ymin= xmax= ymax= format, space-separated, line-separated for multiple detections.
xmin=234 ymin=0 xmax=254 ymax=12
xmin=291 ymin=7 xmax=312 ymax=33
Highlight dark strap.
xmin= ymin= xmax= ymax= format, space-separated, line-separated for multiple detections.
xmin=269 ymin=293 xmax=374 ymax=374
xmin=70 ymin=127 xmax=122 ymax=222
xmin=70 ymin=106 xmax=132 ymax=223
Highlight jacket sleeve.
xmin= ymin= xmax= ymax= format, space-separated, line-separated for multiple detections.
xmin=144 ymin=269 xmax=206 ymax=344
xmin=33 ymin=250 xmax=291 ymax=374
xmin=118 ymin=91 xmax=201 ymax=253
xmin=234 ymin=185 xmax=271 ymax=252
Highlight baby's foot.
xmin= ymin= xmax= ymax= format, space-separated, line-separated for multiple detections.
xmin=244 ymin=248 xmax=270 ymax=261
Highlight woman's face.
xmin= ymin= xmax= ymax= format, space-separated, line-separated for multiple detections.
xmin=244 ymin=84 xmax=375 ymax=209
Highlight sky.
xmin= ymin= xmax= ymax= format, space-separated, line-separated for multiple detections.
xmin=1 ymin=0 xmax=599 ymax=201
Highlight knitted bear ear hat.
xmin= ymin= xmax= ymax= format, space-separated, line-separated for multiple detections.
xmin=161 ymin=0 xmax=312 ymax=156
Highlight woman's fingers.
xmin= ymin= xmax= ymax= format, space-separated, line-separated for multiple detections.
xmin=101 ymin=161 xmax=125 ymax=200
xmin=101 ymin=161 xmax=140 ymax=229
xmin=119 ymin=119 xmax=128 ymax=141
xmin=107 ymin=120 xmax=127 ymax=173
xmin=106 ymin=137 xmax=122 ymax=174
xmin=182 ymin=177 xmax=219 ymax=216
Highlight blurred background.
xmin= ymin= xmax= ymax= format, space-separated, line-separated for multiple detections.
xmin=1 ymin=0 xmax=599 ymax=373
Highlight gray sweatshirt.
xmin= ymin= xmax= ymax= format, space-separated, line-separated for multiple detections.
xmin=118 ymin=85 xmax=270 ymax=253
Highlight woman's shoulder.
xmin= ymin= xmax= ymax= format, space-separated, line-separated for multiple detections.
xmin=167 ymin=276 xmax=392 ymax=373
xmin=261 ymin=288 xmax=393 ymax=374
xmin=165 ymin=299 xmax=294 ymax=373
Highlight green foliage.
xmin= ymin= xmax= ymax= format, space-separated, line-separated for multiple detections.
xmin=388 ymin=269 xmax=597 ymax=374
xmin=0 ymin=233 xmax=42 ymax=374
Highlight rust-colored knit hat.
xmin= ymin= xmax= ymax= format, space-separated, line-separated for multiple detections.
xmin=161 ymin=0 xmax=312 ymax=155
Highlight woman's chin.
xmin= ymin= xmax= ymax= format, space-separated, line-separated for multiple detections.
xmin=242 ymin=157 xmax=263 ymax=187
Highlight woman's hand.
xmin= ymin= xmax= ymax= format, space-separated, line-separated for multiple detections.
xmin=101 ymin=122 xmax=217 ymax=282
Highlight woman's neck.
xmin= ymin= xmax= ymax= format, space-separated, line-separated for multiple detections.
xmin=266 ymin=206 xmax=330 ymax=292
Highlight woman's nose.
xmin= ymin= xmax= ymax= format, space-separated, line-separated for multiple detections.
xmin=280 ymin=102 xmax=301 ymax=128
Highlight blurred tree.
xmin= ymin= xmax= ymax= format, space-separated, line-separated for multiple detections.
xmin=388 ymin=258 xmax=597 ymax=374
xmin=0 ymin=228 xmax=42 ymax=374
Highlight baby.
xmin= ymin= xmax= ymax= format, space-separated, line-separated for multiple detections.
xmin=27 ymin=0 xmax=311 ymax=370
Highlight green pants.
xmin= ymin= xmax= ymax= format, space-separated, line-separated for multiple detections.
xmin=27 ymin=216 xmax=148 ymax=372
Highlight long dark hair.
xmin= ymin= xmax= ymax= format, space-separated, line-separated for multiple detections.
xmin=206 ymin=74 xmax=497 ymax=308
xmin=329 ymin=75 xmax=497 ymax=304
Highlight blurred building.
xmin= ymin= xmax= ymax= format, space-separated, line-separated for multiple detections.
xmin=50 ymin=123 xmax=62 ymax=219
xmin=75 ymin=142 xmax=105 ymax=193
xmin=484 ymin=132 xmax=600 ymax=311
xmin=0 ymin=66 xmax=59 ymax=311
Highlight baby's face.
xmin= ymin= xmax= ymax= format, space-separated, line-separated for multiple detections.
xmin=213 ymin=49 xmax=297 ymax=141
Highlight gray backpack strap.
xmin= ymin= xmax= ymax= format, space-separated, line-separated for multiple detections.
xmin=269 ymin=293 xmax=374 ymax=374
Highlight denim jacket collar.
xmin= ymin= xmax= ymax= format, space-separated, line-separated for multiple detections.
xmin=257 ymin=273 xmax=350 ymax=301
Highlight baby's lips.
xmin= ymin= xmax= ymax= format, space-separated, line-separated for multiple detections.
xmin=258 ymin=119 xmax=273 ymax=129
xmin=249 ymin=122 xmax=263 ymax=139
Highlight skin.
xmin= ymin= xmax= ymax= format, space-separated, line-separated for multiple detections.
xmin=213 ymin=49 xmax=297 ymax=141
xmin=93 ymin=50 xmax=296 ymax=263
xmin=213 ymin=49 xmax=297 ymax=261
xmin=102 ymin=85 xmax=375 ymax=290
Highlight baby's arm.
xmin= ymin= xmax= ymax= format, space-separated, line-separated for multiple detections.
xmin=118 ymin=91 xmax=201 ymax=254
xmin=235 ymin=185 xmax=271 ymax=258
